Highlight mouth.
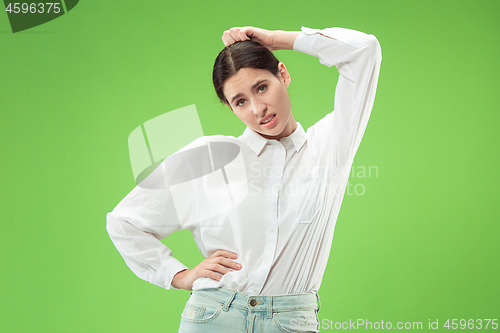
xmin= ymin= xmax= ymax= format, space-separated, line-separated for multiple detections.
xmin=260 ymin=114 xmax=277 ymax=127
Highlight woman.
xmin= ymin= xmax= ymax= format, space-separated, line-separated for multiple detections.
xmin=107 ymin=24 xmax=381 ymax=332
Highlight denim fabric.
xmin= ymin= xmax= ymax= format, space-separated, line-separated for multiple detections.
xmin=178 ymin=287 xmax=321 ymax=332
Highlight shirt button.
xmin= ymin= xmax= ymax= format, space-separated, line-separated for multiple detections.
xmin=269 ymin=228 xmax=274 ymax=233
xmin=250 ymin=299 xmax=257 ymax=307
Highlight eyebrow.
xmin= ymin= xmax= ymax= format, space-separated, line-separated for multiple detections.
xmin=230 ymin=79 xmax=267 ymax=105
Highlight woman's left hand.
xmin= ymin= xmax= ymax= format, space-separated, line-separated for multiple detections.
xmin=222 ymin=26 xmax=276 ymax=50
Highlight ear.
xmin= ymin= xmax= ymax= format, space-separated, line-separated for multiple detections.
xmin=277 ymin=62 xmax=291 ymax=88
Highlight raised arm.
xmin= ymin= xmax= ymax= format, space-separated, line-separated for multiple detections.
xmin=221 ymin=25 xmax=382 ymax=175
xmin=293 ymin=26 xmax=382 ymax=174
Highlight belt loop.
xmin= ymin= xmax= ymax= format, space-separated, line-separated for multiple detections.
xmin=315 ymin=293 xmax=321 ymax=313
xmin=222 ymin=290 xmax=237 ymax=312
xmin=267 ymin=296 xmax=273 ymax=319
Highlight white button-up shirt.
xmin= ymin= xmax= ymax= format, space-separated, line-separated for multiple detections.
xmin=106 ymin=25 xmax=382 ymax=296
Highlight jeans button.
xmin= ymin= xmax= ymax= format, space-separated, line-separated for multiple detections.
xmin=250 ymin=299 xmax=257 ymax=307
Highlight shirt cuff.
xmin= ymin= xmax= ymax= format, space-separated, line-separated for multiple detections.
xmin=160 ymin=257 xmax=189 ymax=290
xmin=293 ymin=26 xmax=369 ymax=57
xmin=292 ymin=26 xmax=322 ymax=56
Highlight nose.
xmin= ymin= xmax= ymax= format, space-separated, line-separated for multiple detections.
xmin=250 ymin=98 xmax=267 ymax=117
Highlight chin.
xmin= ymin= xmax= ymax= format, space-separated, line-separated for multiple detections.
xmin=260 ymin=125 xmax=286 ymax=138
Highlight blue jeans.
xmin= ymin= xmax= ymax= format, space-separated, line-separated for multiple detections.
xmin=178 ymin=287 xmax=321 ymax=332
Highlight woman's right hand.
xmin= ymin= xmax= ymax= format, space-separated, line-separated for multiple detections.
xmin=221 ymin=26 xmax=301 ymax=51
xmin=171 ymin=249 xmax=242 ymax=290
xmin=222 ymin=26 xmax=276 ymax=50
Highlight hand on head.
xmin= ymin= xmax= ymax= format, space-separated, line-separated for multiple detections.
xmin=222 ymin=26 xmax=276 ymax=51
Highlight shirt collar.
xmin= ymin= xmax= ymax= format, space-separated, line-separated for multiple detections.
xmin=239 ymin=122 xmax=307 ymax=156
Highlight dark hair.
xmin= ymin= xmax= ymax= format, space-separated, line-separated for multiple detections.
xmin=212 ymin=40 xmax=280 ymax=105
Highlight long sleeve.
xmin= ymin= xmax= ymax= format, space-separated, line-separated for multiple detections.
xmin=106 ymin=160 xmax=188 ymax=290
xmin=293 ymin=26 xmax=382 ymax=175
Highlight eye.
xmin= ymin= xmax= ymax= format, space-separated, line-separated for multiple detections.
xmin=236 ymin=99 xmax=246 ymax=107
xmin=258 ymin=84 xmax=267 ymax=93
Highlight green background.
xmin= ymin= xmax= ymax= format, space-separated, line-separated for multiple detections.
xmin=1 ymin=0 xmax=498 ymax=332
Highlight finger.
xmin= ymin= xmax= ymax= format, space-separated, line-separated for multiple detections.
xmin=203 ymin=262 xmax=232 ymax=276
xmin=243 ymin=26 xmax=255 ymax=38
xmin=212 ymin=257 xmax=241 ymax=269
xmin=223 ymin=31 xmax=237 ymax=45
xmin=242 ymin=27 xmax=254 ymax=39
xmin=238 ymin=29 xmax=250 ymax=41
xmin=222 ymin=31 xmax=232 ymax=45
xmin=211 ymin=249 xmax=236 ymax=259
xmin=221 ymin=35 xmax=228 ymax=47
xmin=228 ymin=30 xmax=239 ymax=42
xmin=210 ymin=249 xmax=238 ymax=259
xmin=228 ymin=28 xmax=241 ymax=42
xmin=229 ymin=27 xmax=241 ymax=35
xmin=202 ymin=270 xmax=222 ymax=282
xmin=214 ymin=256 xmax=242 ymax=270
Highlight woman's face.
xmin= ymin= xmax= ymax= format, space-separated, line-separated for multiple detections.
xmin=222 ymin=63 xmax=297 ymax=141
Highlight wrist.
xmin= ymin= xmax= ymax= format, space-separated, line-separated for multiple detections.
xmin=171 ymin=268 xmax=189 ymax=290
xmin=271 ymin=30 xmax=301 ymax=51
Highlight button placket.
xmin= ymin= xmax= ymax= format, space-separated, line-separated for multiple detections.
xmin=251 ymin=143 xmax=285 ymax=294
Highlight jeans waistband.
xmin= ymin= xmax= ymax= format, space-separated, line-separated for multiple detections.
xmin=192 ymin=287 xmax=320 ymax=316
